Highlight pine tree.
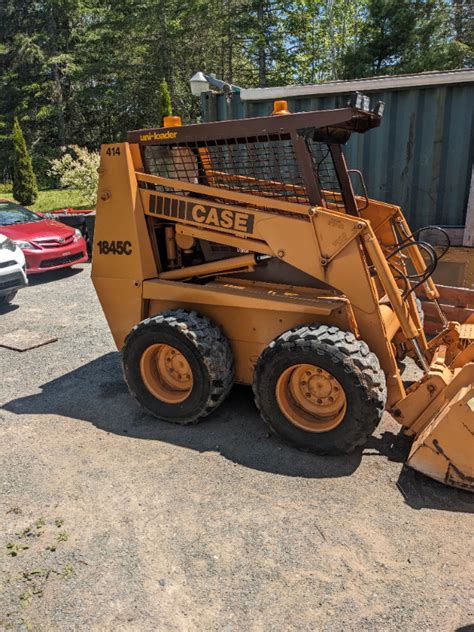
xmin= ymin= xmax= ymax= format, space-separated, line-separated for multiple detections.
xmin=341 ymin=0 xmax=468 ymax=79
xmin=159 ymin=79 xmax=172 ymax=125
xmin=1 ymin=0 xmax=471 ymax=185
xmin=12 ymin=117 xmax=38 ymax=206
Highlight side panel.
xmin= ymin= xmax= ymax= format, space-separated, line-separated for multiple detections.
xmin=143 ymin=279 xmax=354 ymax=384
xmin=149 ymin=302 xmax=333 ymax=384
xmin=91 ymin=143 xmax=158 ymax=349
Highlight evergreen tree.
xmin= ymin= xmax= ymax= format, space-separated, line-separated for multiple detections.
xmin=0 ymin=0 xmax=81 ymax=183
xmin=452 ymin=0 xmax=474 ymax=58
xmin=341 ymin=0 xmax=469 ymax=78
xmin=234 ymin=0 xmax=293 ymax=87
xmin=0 ymin=0 xmax=471 ymax=186
xmin=12 ymin=116 xmax=38 ymax=206
xmin=285 ymin=0 xmax=367 ymax=82
xmin=159 ymin=79 xmax=172 ymax=124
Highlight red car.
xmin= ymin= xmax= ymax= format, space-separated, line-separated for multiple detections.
xmin=0 ymin=200 xmax=88 ymax=273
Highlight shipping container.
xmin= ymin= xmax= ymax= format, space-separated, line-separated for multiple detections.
xmin=201 ymin=70 xmax=474 ymax=236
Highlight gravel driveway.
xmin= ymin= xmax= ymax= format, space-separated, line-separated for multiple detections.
xmin=1 ymin=264 xmax=473 ymax=631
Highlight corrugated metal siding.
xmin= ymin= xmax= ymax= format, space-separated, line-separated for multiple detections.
xmin=201 ymin=83 xmax=474 ymax=230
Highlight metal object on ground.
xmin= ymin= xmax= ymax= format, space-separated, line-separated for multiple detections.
xmin=0 ymin=329 xmax=57 ymax=352
xmin=92 ymin=99 xmax=474 ymax=492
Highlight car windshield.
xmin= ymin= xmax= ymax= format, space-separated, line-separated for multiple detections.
xmin=0 ymin=202 xmax=42 ymax=226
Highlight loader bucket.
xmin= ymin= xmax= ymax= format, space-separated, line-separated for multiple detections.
xmin=407 ymin=363 xmax=474 ymax=491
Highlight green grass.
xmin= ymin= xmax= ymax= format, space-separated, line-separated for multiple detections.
xmin=0 ymin=188 xmax=92 ymax=212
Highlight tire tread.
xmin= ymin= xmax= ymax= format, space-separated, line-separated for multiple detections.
xmin=253 ymin=324 xmax=387 ymax=454
xmin=123 ymin=309 xmax=234 ymax=423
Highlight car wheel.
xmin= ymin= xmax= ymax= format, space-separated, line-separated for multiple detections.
xmin=0 ymin=291 xmax=17 ymax=305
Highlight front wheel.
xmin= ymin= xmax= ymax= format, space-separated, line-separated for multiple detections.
xmin=122 ymin=310 xmax=234 ymax=424
xmin=253 ymin=325 xmax=387 ymax=454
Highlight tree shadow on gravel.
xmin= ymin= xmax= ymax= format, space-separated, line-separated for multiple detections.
xmin=3 ymin=352 xmax=474 ymax=512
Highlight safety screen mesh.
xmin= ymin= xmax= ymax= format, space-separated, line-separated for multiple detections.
xmin=142 ymin=134 xmax=309 ymax=204
xmin=306 ymin=139 xmax=345 ymax=209
xmin=141 ymin=133 xmax=346 ymax=211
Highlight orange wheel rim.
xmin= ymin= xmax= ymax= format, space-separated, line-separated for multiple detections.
xmin=276 ymin=363 xmax=346 ymax=432
xmin=140 ymin=343 xmax=193 ymax=404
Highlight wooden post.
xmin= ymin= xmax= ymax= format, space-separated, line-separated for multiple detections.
xmin=463 ymin=167 xmax=474 ymax=247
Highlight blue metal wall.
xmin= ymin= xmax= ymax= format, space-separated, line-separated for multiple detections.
xmin=201 ymin=83 xmax=474 ymax=230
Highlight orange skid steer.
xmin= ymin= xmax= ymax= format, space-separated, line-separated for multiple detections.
xmin=91 ymin=97 xmax=474 ymax=491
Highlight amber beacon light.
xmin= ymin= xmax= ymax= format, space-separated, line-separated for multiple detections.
xmin=163 ymin=116 xmax=182 ymax=127
xmin=272 ymin=100 xmax=290 ymax=115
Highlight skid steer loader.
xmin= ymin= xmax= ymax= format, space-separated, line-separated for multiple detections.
xmin=91 ymin=96 xmax=474 ymax=491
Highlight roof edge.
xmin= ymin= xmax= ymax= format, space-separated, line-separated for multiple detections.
xmin=240 ymin=69 xmax=474 ymax=101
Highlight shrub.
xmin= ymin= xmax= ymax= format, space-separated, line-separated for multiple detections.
xmin=12 ymin=117 xmax=38 ymax=206
xmin=49 ymin=146 xmax=100 ymax=207
xmin=0 ymin=182 xmax=12 ymax=194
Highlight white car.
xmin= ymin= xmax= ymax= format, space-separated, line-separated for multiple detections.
xmin=0 ymin=233 xmax=28 ymax=305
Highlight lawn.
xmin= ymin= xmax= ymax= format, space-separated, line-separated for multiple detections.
xmin=1 ymin=188 xmax=93 ymax=213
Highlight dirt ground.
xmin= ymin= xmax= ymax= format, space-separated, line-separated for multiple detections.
xmin=0 ymin=264 xmax=473 ymax=631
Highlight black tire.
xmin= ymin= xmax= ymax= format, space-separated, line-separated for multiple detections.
xmin=123 ymin=309 xmax=234 ymax=424
xmin=253 ymin=324 xmax=387 ymax=454
xmin=0 ymin=290 xmax=17 ymax=305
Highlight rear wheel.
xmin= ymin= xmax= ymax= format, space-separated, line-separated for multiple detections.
xmin=253 ymin=324 xmax=387 ymax=454
xmin=123 ymin=310 xmax=234 ymax=424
